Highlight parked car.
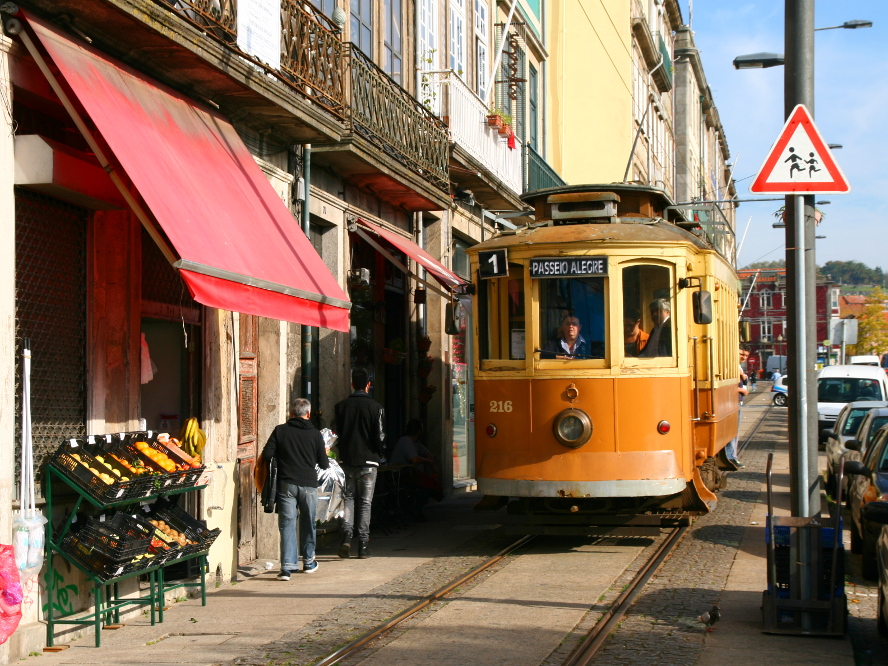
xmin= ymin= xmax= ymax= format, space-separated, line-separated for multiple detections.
xmin=817 ymin=365 xmax=888 ymax=437
xmin=824 ymin=402 xmax=888 ymax=501
xmin=850 ymin=355 xmax=882 ymax=367
xmin=771 ymin=374 xmax=788 ymax=406
xmin=845 ymin=424 xmax=888 ymax=579
xmin=860 ymin=501 xmax=888 ymax=634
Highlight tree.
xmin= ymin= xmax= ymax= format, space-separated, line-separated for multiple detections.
xmin=847 ymin=288 xmax=888 ymax=357
xmin=742 ymin=260 xmax=785 ymax=270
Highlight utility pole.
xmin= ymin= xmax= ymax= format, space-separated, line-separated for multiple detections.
xmin=784 ymin=0 xmax=820 ymax=519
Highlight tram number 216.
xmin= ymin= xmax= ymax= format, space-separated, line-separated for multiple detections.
xmin=489 ymin=400 xmax=513 ymax=413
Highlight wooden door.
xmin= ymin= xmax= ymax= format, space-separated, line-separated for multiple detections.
xmin=237 ymin=314 xmax=259 ymax=565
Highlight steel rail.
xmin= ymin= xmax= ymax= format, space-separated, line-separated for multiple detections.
xmin=738 ymin=403 xmax=773 ymax=456
xmin=315 ymin=535 xmax=534 ymax=666
xmin=563 ymin=526 xmax=688 ymax=666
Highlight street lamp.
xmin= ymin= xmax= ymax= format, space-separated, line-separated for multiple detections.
xmin=733 ymin=52 xmax=785 ymax=69
xmin=828 ymin=144 xmax=843 ymax=150
xmin=733 ymin=20 xmax=872 ymax=70
xmin=777 ymin=334 xmax=785 ymax=373
xmin=814 ymin=19 xmax=873 ymax=31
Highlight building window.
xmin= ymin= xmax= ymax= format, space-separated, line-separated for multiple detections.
xmin=475 ymin=0 xmax=489 ymax=96
xmin=384 ymin=0 xmax=403 ymax=83
xmin=452 ymin=238 xmax=470 ymax=279
xmin=311 ymin=0 xmax=335 ymax=19
xmin=761 ymin=319 xmax=773 ymax=341
xmin=528 ymin=64 xmax=538 ymax=150
xmin=418 ymin=0 xmax=438 ymax=70
xmin=760 ymin=289 xmax=772 ymax=310
xmin=450 ymin=0 xmax=466 ymax=78
xmin=351 ymin=0 xmax=373 ymax=56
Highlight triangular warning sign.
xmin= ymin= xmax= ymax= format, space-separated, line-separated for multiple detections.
xmin=750 ymin=105 xmax=850 ymax=194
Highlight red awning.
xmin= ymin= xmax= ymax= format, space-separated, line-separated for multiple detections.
xmin=23 ymin=13 xmax=350 ymax=332
xmin=355 ymin=218 xmax=466 ymax=291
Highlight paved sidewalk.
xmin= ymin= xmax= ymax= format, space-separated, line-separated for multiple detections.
xmin=696 ymin=387 xmax=855 ymax=665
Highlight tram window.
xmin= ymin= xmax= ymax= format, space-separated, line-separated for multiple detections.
xmin=478 ymin=264 xmax=526 ymax=360
xmin=622 ymin=265 xmax=673 ymax=358
xmin=538 ymin=278 xmax=605 ymax=359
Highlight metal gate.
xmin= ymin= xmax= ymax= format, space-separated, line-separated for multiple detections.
xmin=14 ymin=189 xmax=87 ymax=495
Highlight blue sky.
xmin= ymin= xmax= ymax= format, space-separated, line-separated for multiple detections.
xmin=684 ymin=1 xmax=887 ymax=270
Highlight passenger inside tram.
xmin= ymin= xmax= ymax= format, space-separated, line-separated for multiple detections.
xmin=538 ymin=277 xmax=605 ymax=359
xmin=641 ymin=298 xmax=673 ymax=357
xmin=623 ymin=308 xmax=649 ymax=357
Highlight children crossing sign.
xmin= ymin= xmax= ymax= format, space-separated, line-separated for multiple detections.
xmin=750 ymin=104 xmax=850 ymax=194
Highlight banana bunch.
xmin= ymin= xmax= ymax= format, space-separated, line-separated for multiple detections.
xmin=179 ymin=417 xmax=206 ymax=464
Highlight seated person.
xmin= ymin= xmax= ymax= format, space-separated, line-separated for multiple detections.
xmin=858 ymin=381 xmax=879 ymax=400
xmin=390 ymin=419 xmax=443 ymax=518
xmin=541 ymin=315 xmax=589 ymax=359
xmin=623 ymin=308 xmax=649 ymax=357
xmin=640 ymin=298 xmax=672 ymax=357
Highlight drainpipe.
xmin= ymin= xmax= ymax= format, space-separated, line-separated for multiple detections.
xmin=301 ymin=145 xmax=313 ymax=413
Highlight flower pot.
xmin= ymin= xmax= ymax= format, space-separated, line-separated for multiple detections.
xmin=418 ymin=391 xmax=434 ymax=404
xmin=487 ymin=114 xmax=503 ymax=128
xmin=382 ymin=348 xmax=406 ymax=365
xmin=418 ymin=366 xmax=432 ymax=379
xmin=498 ymin=123 xmax=511 ymax=136
xmin=417 ymin=337 xmax=432 ymax=352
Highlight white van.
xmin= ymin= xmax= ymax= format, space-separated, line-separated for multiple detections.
xmin=850 ymin=355 xmax=881 ymax=367
xmin=817 ymin=365 xmax=888 ymax=434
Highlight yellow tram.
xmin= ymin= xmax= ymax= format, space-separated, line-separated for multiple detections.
xmin=467 ymin=185 xmax=740 ymax=529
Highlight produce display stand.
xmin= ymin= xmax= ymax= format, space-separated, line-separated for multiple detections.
xmin=44 ymin=463 xmax=210 ymax=647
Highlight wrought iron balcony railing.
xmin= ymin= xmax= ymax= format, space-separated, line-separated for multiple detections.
xmin=348 ymin=47 xmax=449 ymax=192
xmin=523 ymin=144 xmax=566 ymax=194
xmin=152 ymin=1 xmax=449 ymax=190
xmin=422 ymin=70 xmax=523 ymax=196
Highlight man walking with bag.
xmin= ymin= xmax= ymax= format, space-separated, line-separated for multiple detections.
xmin=333 ymin=368 xmax=386 ymax=559
xmin=262 ymin=397 xmax=329 ymax=580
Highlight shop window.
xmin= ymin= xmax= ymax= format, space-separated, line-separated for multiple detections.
xmin=622 ymin=264 xmax=673 ymax=358
xmin=538 ymin=277 xmax=606 ymax=359
xmin=478 ymin=263 xmax=525 ymax=360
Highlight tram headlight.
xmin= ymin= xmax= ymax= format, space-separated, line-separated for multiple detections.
xmin=553 ymin=409 xmax=593 ymax=449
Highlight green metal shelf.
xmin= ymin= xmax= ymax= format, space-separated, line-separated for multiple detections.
xmin=44 ymin=466 xmax=210 ymax=647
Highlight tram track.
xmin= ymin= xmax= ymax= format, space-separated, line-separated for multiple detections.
xmin=314 ymin=535 xmax=535 ymax=666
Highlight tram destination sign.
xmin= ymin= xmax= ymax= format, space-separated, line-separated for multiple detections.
xmin=530 ymin=256 xmax=608 ymax=278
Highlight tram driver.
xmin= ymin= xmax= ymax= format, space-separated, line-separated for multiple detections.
xmin=641 ymin=298 xmax=673 ymax=357
xmin=542 ymin=314 xmax=589 ymax=359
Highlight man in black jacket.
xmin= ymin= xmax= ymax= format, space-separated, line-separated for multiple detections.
xmin=262 ymin=397 xmax=329 ymax=580
xmin=333 ymin=368 xmax=386 ymax=559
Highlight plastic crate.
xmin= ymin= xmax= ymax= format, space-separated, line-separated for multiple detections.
xmin=60 ymin=531 xmax=157 ymax=581
xmin=74 ymin=515 xmax=152 ymax=560
xmin=48 ymin=440 xmax=148 ymax=504
xmin=126 ymin=513 xmax=184 ymax=565
xmin=150 ymin=499 xmax=220 ymax=556
xmin=120 ymin=432 xmax=203 ymax=488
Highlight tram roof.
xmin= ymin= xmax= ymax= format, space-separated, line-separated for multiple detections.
xmin=467 ymin=218 xmax=713 ymax=253
xmin=520 ymin=183 xmax=687 ymax=222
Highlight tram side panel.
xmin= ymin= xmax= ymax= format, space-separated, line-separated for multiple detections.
xmin=475 ymin=375 xmax=692 ymax=498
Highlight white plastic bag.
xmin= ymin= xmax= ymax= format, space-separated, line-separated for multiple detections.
xmin=316 ymin=458 xmax=344 ymax=523
xmin=12 ymin=511 xmax=47 ymax=583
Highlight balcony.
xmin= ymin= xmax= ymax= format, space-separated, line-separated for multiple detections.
xmin=523 ymin=144 xmax=566 ymax=193
xmin=421 ymin=70 xmax=523 ymax=200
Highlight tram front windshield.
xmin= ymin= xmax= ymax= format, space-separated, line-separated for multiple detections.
xmin=539 ymin=278 xmax=606 ymax=359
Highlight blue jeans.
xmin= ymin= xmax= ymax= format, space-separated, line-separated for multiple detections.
xmin=341 ymin=465 xmax=378 ymax=541
xmin=277 ymin=483 xmax=318 ymax=572
xmin=725 ymin=405 xmax=743 ymax=462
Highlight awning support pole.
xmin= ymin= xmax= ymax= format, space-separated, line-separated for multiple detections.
xmin=301 ymin=144 xmax=313 ymax=413
xmin=17 ymin=26 xmax=178 ymax=266
xmin=353 ymin=228 xmax=451 ymax=299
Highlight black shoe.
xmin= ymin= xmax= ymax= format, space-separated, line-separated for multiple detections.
xmin=338 ymin=535 xmax=352 ymax=559
xmin=358 ymin=541 xmax=371 ymax=559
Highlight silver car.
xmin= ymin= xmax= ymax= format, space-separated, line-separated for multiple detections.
xmin=824 ymin=401 xmax=888 ymax=501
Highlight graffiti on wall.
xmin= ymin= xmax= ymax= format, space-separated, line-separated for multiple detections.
xmin=41 ymin=566 xmax=78 ymax=617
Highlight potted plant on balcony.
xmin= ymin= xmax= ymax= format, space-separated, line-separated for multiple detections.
xmin=417 ymin=334 xmax=433 ymax=352
xmin=417 ymin=355 xmax=434 ymax=379
xmin=383 ymin=338 xmax=407 ymax=365
xmin=418 ymin=384 xmax=437 ymax=404
xmin=486 ymin=108 xmax=504 ymax=128
xmin=498 ymin=114 xmax=513 ymax=136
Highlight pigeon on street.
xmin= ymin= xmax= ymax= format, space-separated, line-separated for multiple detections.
xmin=697 ymin=604 xmax=720 ymax=632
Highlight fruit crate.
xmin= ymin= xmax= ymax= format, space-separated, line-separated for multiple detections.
xmin=120 ymin=432 xmax=204 ymax=488
xmin=74 ymin=514 xmax=153 ymax=560
xmin=150 ymin=499 xmax=220 ymax=557
xmin=47 ymin=440 xmax=152 ymax=504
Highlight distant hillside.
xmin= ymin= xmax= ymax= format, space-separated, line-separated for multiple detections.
xmin=740 ymin=259 xmax=885 ymax=287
